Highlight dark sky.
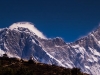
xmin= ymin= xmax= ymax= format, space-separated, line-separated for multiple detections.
xmin=0 ymin=0 xmax=100 ymax=42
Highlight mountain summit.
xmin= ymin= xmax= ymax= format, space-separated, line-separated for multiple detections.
xmin=9 ymin=22 xmax=47 ymax=39
xmin=0 ymin=22 xmax=100 ymax=75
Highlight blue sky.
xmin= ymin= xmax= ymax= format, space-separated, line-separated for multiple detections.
xmin=0 ymin=0 xmax=100 ymax=42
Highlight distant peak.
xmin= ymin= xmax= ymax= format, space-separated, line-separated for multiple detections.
xmin=52 ymin=37 xmax=66 ymax=45
xmin=54 ymin=37 xmax=63 ymax=40
xmin=9 ymin=22 xmax=47 ymax=39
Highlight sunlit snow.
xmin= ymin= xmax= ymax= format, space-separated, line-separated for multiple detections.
xmin=9 ymin=22 xmax=47 ymax=39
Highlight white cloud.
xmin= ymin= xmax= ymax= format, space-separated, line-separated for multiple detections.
xmin=9 ymin=22 xmax=47 ymax=39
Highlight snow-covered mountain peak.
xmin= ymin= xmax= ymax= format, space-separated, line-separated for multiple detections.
xmin=9 ymin=22 xmax=47 ymax=39
xmin=52 ymin=37 xmax=66 ymax=45
xmin=1 ymin=23 xmax=100 ymax=75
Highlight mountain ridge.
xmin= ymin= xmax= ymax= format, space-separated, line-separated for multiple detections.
xmin=0 ymin=22 xmax=100 ymax=75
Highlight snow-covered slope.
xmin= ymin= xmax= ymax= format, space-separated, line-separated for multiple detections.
xmin=0 ymin=22 xmax=100 ymax=75
xmin=9 ymin=22 xmax=47 ymax=39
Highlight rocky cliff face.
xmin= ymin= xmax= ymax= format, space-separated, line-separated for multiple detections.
xmin=0 ymin=22 xmax=100 ymax=75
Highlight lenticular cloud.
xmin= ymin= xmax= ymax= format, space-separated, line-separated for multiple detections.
xmin=9 ymin=22 xmax=47 ymax=39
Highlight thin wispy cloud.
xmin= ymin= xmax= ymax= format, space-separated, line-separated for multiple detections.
xmin=9 ymin=22 xmax=47 ymax=39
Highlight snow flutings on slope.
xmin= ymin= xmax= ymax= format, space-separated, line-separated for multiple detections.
xmin=71 ymin=45 xmax=86 ymax=55
xmin=88 ymin=47 xmax=100 ymax=56
xmin=90 ymin=33 xmax=100 ymax=47
xmin=72 ymin=44 xmax=100 ymax=62
xmin=43 ymin=49 xmax=67 ymax=67
xmin=71 ymin=44 xmax=100 ymax=74
xmin=9 ymin=22 xmax=47 ymax=39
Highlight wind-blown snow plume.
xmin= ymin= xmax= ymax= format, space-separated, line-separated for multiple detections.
xmin=9 ymin=22 xmax=47 ymax=39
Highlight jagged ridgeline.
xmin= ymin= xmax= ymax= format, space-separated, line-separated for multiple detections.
xmin=0 ymin=56 xmax=89 ymax=75
xmin=0 ymin=22 xmax=100 ymax=75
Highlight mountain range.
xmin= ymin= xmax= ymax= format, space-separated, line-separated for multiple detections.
xmin=0 ymin=22 xmax=100 ymax=75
